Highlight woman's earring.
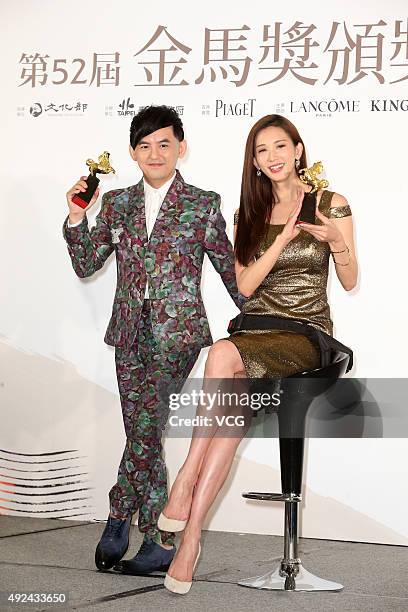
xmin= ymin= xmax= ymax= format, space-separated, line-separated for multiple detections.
xmin=256 ymin=169 xmax=261 ymax=177
xmin=295 ymin=158 xmax=300 ymax=169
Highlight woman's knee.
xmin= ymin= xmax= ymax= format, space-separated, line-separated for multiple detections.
xmin=206 ymin=339 xmax=243 ymax=373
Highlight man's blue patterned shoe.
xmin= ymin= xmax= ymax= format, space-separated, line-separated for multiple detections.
xmin=95 ymin=515 xmax=132 ymax=570
xmin=114 ymin=538 xmax=176 ymax=575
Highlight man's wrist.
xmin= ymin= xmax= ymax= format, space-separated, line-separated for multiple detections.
xmin=68 ymin=213 xmax=85 ymax=226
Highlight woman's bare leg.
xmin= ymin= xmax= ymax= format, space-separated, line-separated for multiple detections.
xmin=166 ymin=432 xmax=246 ymax=581
xmin=162 ymin=340 xmax=245 ymax=522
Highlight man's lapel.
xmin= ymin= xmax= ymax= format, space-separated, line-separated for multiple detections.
xmin=126 ymin=169 xmax=186 ymax=244
xmin=126 ymin=176 xmax=148 ymax=243
xmin=149 ymin=169 xmax=186 ymax=239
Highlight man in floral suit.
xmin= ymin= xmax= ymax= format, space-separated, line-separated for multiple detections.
xmin=64 ymin=106 xmax=242 ymax=575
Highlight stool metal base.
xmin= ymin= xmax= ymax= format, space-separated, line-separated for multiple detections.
xmin=238 ymin=563 xmax=343 ymax=592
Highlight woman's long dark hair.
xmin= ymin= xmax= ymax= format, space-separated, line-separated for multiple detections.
xmin=235 ymin=115 xmax=307 ymax=266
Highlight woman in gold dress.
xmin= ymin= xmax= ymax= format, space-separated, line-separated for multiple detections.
xmin=160 ymin=115 xmax=358 ymax=594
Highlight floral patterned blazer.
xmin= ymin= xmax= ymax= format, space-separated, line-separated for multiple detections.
xmin=63 ymin=170 xmax=243 ymax=351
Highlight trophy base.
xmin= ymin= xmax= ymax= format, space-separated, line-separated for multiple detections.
xmin=72 ymin=195 xmax=88 ymax=209
xmin=72 ymin=174 xmax=100 ymax=209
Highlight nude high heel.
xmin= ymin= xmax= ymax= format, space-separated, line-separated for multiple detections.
xmin=164 ymin=543 xmax=201 ymax=595
xmin=158 ymin=513 xmax=188 ymax=533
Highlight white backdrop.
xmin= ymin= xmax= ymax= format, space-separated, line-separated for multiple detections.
xmin=1 ymin=0 xmax=408 ymax=544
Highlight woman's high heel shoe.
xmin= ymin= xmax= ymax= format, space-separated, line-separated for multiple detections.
xmin=164 ymin=543 xmax=201 ymax=595
xmin=158 ymin=513 xmax=188 ymax=533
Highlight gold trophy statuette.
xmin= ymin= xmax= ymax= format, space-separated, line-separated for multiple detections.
xmin=297 ymin=162 xmax=329 ymax=224
xmin=72 ymin=151 xmax=115 ymax=209
xmin=298 ymin=161 xmax=329 ymax=193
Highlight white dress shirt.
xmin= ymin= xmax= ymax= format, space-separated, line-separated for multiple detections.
xmin=67 ymin=172 xmax=176 ymax=299
xmin=142 ymin=173 xmax=175 ymax=298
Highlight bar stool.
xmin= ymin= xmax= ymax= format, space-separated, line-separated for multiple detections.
xmin=239 ymin=350 xmax=350 ymax=592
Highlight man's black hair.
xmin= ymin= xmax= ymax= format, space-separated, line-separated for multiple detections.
xmin=129 ymin=105 xmax=184 ymax=149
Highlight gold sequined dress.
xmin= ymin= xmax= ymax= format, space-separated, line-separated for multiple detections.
xmin=228 ymin=190 xmax=352 ymax=377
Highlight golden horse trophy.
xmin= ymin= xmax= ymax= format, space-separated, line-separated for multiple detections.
xmin=72 ymin=151 xmax=115 ymax=209
xmin=299 ymin=161 xmax=329 ymax=193
xmin=297 ymin=162 xmax=329 ymax=224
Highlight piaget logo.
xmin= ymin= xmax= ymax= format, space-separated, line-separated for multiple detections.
xmin=214 ymin=98 xmax=256 ymax=117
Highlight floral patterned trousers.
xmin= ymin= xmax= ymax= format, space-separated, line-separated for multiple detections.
xmin=109 ymin=300 xmax=200 ymax=546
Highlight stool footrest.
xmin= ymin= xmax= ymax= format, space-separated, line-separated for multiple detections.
xmin=242 ymin=492 xmax=301 ymax=502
